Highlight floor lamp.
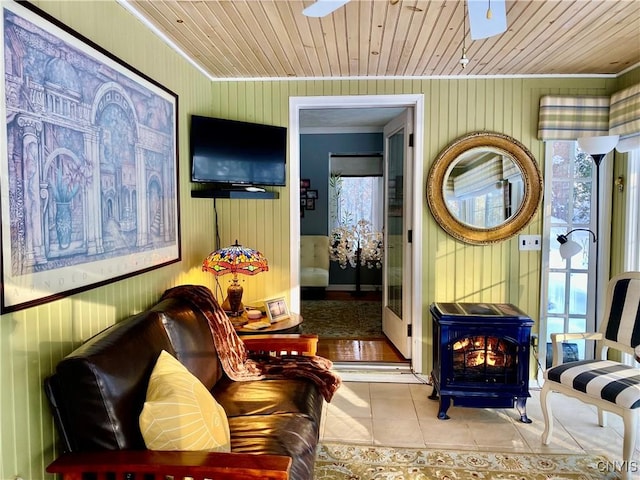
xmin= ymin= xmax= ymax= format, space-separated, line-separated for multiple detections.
xmin=572 ymin=135 xmax=618 ymax=333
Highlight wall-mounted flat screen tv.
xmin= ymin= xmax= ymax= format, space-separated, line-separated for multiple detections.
xmin=190 ymin=115 xmax=287 ymax=188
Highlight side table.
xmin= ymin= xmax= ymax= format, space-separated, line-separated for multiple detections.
xmin=235 ymin=312 xmax=303 ymax=335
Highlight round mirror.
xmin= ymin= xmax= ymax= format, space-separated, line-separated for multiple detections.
xmin=427 ymin=132 xmax=542 ymax=245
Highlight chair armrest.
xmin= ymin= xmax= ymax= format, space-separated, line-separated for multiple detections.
xmin=551 ymin=332 xmax=603 ymax=342
xmin=47 ymin=450 xmax=291 ymax=480
xmin=242 ymin=334 xmax=318 ymax=356
xmin=550 ymin=332 xmax=602 ymax=367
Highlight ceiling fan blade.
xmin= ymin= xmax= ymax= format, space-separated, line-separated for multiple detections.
xmin=468 ymin=0 xmax=507 ymax=40
xmin=303 ymin=0 xmax=351 ymax=18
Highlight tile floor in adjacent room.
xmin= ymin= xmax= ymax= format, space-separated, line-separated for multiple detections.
xmin=320 ymin=381 xmax=639 ymax=462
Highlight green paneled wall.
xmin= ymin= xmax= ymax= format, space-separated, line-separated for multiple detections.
xmin=0 ymin=1 xmax=635 ymax=478
xmin=0 ymin=1 xmax=216 ymax=478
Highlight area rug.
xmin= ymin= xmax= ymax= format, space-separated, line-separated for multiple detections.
xmin=301 ymin=300 xmax=383 ymax=338
xmin=314 ymin=443 xmax=621 ymax=480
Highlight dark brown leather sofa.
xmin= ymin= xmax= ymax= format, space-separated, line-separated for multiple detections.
xmin=44 ymin=288 xmax=327 ymax=480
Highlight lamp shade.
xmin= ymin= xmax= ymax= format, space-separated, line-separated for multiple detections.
xmin=556 ymin=228 xmax=596 ymax=260
xmin=202 ymin=240 xmax=269 ymax=277
xmin=202 ymin=240 xmax=268 ymax=317
xmin=577 ymin=135 xmax=619 ymax=155
xmin=558 ymin=240 xmax=583 ymax=260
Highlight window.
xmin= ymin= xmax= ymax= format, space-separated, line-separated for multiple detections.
xmin=542 ymin=141 xmax=596 ymax=361
xmin=330 ymin=176 xmax=383 ymax=230
xmin=329 ymin=153 xmax=383 ymax=231
xmin=624 ymin=149 xmax=640 ymax=270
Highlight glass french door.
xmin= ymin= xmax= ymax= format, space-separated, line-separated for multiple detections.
xmin=382 ymin=110 xmax=412 ymax=359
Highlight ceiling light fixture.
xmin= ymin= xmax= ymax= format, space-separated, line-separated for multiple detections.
xmin=460 ymin=2 xmax=469 ymax=69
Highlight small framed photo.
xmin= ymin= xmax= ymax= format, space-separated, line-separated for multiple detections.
xmin=265 ymin=297 xmax=290 ymax=323
xmin=300 ymin=178 xmax=311 ymax=188
xmin=305 ymin=198 xmax=315 ymax=210
xmin=306 ymin=189 xmax=318 ymax=199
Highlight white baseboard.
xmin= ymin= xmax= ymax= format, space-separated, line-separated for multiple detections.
xmin=332 ymin=362 xmax=431 ymax=384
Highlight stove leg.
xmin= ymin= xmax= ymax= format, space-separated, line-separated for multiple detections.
xmin=515 ymin=397 xmax=532 ymax=423
xmin=427 ymin=389 xmax=451 ymax=419
xmin=437 ymin=395 xmax=451 ymax=420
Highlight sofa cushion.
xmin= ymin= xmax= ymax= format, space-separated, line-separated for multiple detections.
xmin=140 ymin=350 xmax=231 ymax=451
xmin=228 ymin=413 xmax=318 ymax=480
xmin=213 ymin=377 xmax=324 ymax=427
xmin=154 ymin=296 xmax=223 ymax=390
xmin=49 ymin=310 xmax=175 ymax=451
xmin=300 ymin=236 xmax=330 ymax=288
xmin=300 ymin=267 xmax=330 ymax=288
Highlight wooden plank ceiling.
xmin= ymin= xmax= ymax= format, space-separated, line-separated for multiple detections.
xmin=127 ymin=0 xmax=640 ymax=79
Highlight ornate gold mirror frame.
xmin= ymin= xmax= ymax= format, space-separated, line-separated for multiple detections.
xmin=427 ymin=131 xmax=543 ymax=245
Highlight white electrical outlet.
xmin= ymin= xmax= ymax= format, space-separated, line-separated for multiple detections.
xmin=519 ymin=234 xmax=541 ymax=251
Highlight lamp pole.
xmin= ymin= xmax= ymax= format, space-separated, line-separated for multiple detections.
xmin=592 ymin=153 xmax=604 ymax=335
xmin=577 ymin=134 xmax=618 ymax=344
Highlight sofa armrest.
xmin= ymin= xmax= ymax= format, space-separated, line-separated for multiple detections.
xmin=47 ymin=450 xmax=291 ymax=480
xmin=549 ymin=332 xmax=602 ymax=367
xmin=242 ymin=334 xmax=318 ymax=356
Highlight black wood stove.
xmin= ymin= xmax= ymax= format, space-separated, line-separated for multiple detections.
xmin=429 ymin=302 xmax=533 ymax=423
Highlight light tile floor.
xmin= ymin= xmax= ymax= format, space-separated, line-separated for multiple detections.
xmin=320 ymin=380 xmax=640 ymax=463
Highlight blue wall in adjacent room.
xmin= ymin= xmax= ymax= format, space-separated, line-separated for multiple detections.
xmin=300 ymin=132 xmax=383 ymax=235
xmin=300 ymin=132 xmax=383 ymax=288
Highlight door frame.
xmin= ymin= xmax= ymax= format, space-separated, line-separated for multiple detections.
xmin=289 ymin=94 xmax=424 ymax=373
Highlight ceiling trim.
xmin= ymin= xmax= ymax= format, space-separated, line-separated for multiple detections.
xmin=118 ymin=0 xmax=636 ymax=83
xmin=210 ymin=73 xmax=620 ymax=82
xmin=117 ymin=0 xmax=215 ymax=81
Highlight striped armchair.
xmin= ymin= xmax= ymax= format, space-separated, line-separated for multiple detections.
xmin=541 ymin=272 xmax=640 ymax=479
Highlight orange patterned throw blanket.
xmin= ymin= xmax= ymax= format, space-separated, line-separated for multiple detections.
xmin=161 ymin=285 xmax=341 ymax=401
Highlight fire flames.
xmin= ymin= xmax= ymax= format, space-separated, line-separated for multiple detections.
xmin=453 ymin=336 xmax=508 ymax=368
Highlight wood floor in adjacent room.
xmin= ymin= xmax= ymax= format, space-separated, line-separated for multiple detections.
xmin=304 ymin=290 xmax=408 ymax=364
xmin=317 ymin=337 xmax=407 ymax=363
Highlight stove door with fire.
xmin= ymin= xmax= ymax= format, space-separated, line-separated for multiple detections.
xmin=429 ymin=302 xmax=533 ymax=423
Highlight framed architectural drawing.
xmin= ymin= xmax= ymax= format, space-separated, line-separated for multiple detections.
xmin=0 ymin=1 xmax=180 ymax=312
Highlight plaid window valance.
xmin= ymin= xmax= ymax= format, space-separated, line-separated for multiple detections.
xmin=537 ymin=95 xmax=610 ymax=141
xmin=609 ymin=83 xmax=640 ymax=152
xmin=537 ymin=84 xmax=640 ymax=152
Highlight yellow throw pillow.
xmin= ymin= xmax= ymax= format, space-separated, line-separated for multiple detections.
xmin=140 ymin=350 xmax=231 ymax=451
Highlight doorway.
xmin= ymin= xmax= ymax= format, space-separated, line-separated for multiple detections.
xmin=289 ymin=95 xmax=424 ymax=374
